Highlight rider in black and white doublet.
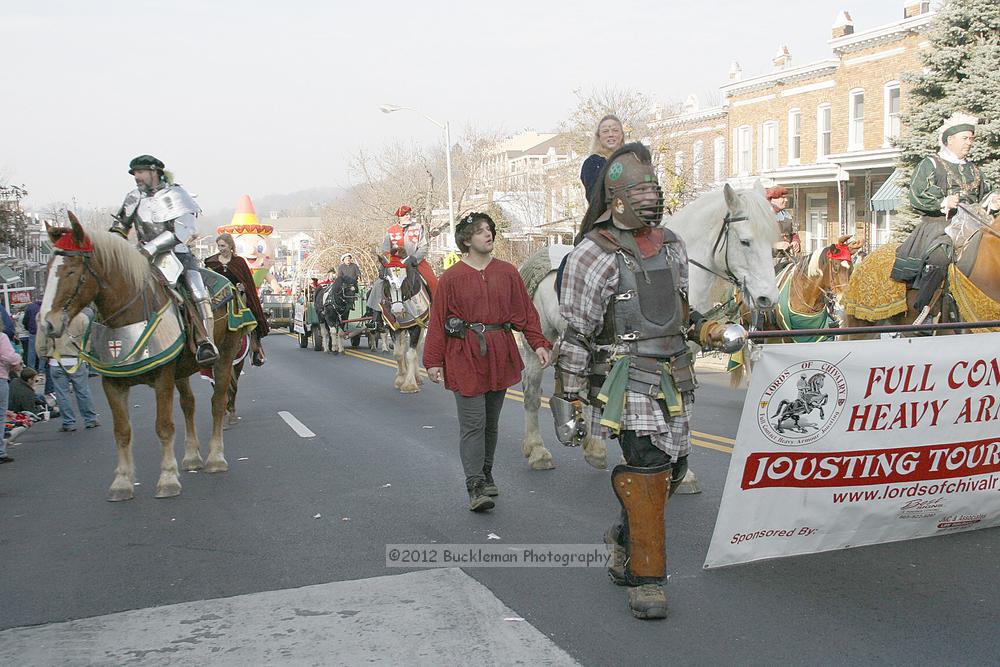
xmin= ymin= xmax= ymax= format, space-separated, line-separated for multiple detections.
xmin=111 ymin=155 xmax=218 ymax=366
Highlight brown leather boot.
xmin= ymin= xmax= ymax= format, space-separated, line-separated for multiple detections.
xmin=611 ymin=463 xmax=671 ymax=619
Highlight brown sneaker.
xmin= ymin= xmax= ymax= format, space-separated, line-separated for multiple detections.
xmin=467 ymin=481 xmax=495 ymax=512
xmin=481 ymin=469 xmax=499 ymax=497
xmin=626 ymin=584 xmax=667 ymax=620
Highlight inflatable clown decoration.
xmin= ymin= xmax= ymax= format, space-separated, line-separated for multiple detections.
xmin=216 ymin=194 xmax=277 ymax=290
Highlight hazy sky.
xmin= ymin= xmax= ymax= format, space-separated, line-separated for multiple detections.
xmin=3 ymin=0 xmax=908 ymax=213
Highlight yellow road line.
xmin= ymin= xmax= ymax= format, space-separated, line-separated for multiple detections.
xmin=691 ymin=438 xmax=734 ymax=454
xmin=692 ymin=430 xmax=736 ymax=445
xmin=294 ymin=338 xmax=737 ymax=455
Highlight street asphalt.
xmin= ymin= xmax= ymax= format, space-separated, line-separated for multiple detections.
xmin=1 ymin=331 xmax=997 ymax=666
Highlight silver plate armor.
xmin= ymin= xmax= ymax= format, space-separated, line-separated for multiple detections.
xmin=119 ymin=184 xmax=201 ymax=252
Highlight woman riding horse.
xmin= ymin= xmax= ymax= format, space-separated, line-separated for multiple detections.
xmin=204 ymin=232 xmax=268 ymax=366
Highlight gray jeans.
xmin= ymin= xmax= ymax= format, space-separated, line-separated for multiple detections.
xmin=454 ymin=390 xmax=506 ymax=489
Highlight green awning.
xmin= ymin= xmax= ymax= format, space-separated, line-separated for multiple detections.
xmin=871 ymin=169 xmax=905 ymax=212
xmin=0 ymin=265 xmax=20 ymax=284
xmin=40 ymin=240 xmax=53 ymax=254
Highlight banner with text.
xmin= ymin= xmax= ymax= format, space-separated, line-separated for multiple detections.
xmin=705 ymin=333 xmax=1000 ymax=568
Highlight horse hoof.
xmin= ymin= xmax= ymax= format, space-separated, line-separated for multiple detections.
xmin=107 ymin=487 xmax=135 ymax=502
xmin=181 ymin=457 xmax=204 ymax=471
xmin=400 ymin=385 xmax=420 ymax=394
xmin=204 ymin=460 xmax=229 ymax=473
xmin=528 ymin=449 xmax=555 ymax=470
xmin=155 ymin=483 xmax=182 ymax=498
xmin=584 ymin=452 xmax=608 ymax=470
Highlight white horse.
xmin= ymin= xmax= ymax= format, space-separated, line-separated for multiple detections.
xmin=519 ymin=183 xmax=779 ymax=475
xmin=378 ymin=262 xmax=429 ymax=394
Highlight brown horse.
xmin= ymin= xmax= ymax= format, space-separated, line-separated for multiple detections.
xmin=41 ymin=214 xmax=245 ymax=501
xmin=842 ymin=213 xmax=1000 ymax=336
xmin=770 ymin=237 xmax=854 ymax=342
xmin=729 ymin=237 xmax=854 ymax=387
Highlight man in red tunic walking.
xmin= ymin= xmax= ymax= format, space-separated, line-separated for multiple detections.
xmin=423 ymin=213 xmax=551 ymax=511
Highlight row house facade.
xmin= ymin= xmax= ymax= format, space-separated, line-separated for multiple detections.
xmin=658 ymin=1 xmax=934 ymax=252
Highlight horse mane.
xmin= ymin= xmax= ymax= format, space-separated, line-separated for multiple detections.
xmin=806 ymin=248 xmax=824 ymax=278
xmin=86 ymin=228 xmax=152 ymax=291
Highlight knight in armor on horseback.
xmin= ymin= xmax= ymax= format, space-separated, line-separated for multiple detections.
xmin=554 ymin=143 xmax=747 ymax=619
xmin=367 ymin=205 xmax=438 ymax=312
xmin=111 ymin=155 xmax=218 ymax=366
xmin=895 ymin=113 xmax=1000 ymax=315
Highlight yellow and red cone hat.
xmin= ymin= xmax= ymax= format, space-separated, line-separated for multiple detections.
xmin=217 ymin=194 xmax=273 ymax=236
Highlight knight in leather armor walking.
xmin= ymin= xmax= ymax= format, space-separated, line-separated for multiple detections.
xmin=555 ymin=143 xmax=745 ymax=619
xmin=111 ymin=155 xmax=219 ymax=366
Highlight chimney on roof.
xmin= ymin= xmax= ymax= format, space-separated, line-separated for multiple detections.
xmin=832 ymin=10 xmax=854 ymax=39
xmin=903 ymin=1 xmax=930 ymax=18
xmin=729 ymin=60 xmax=742 ymax=82
xmin=772 ymin=45 xmax=792 ymax=70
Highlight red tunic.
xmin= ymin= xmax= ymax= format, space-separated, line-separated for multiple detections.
xmin=423 ymin=259 xmax=551 ymax=397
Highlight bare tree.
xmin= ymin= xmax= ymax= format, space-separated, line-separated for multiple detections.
xmin=0 ymin=184 xmax=29 ymax=248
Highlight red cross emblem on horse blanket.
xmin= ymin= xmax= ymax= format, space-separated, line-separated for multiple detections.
xmin=108 ymin=340 xmax=123 ymax=358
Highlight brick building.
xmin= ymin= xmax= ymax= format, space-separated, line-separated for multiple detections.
xmin=660 ymin=2 xmax=934 ymax=252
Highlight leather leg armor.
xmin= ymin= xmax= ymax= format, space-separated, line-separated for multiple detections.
xmin=611 ymin=462 xmax=671 ymax=585
xmin=183 ymin=268 xmax=219 ymax=366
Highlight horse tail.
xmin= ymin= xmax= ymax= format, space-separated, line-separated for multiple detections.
xmin=772 ymin=400 xmax=787 ymax=418
xmin=729 ymin=363 xmax=746 ymax=389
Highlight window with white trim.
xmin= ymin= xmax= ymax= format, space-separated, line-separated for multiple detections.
xmin=817 ymin=104 xmax=832 ymax=159
xmin=713 ymin=137 xmax=725 ymax=182
xmin=674 ymin=150 xmax=684 ymax=177
xmin=848 ymin=89 xmax=865 ymax=150
xmin=788 ymin=109 xmax=801 ymax=164
xmin=884 ymin=82 xmax=901 ymax=144
xmin=762 ymin=121 xmax=778 ymax=171
xmin=736 ymin=125 xmax=752 ymax=176
xmin=692 ymin=141 xmax=704 ymax=185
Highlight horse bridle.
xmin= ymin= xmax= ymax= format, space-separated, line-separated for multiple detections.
xmin=52 ymin=247 xmax=107 ymax=321
xmin=688 ymin=210 xmax=749 ymax=290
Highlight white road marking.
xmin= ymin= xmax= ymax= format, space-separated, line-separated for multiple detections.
xmin=278 ymin=410 xmax=316 ymax=438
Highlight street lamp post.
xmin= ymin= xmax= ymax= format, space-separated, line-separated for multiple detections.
xmin=380 ymin=104 xmax=456 ymax=249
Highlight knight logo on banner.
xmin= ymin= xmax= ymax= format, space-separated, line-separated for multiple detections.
xmin=757 ymin=360 xmax=848 ymax=447
xmin=108 ymin=340 xmax=123 ymax=358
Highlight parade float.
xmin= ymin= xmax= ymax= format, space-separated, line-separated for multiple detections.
xmin=216 ymin=195 xmax=277 ymax=291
